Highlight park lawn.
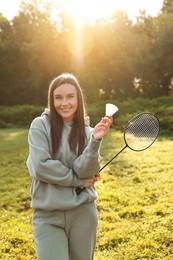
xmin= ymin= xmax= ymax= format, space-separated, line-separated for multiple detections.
xmin=0 ymin=128 xmax=173 ymax=259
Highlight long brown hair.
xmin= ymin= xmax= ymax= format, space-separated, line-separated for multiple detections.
xmin=48 ymin=73 xmax=87 ymax=157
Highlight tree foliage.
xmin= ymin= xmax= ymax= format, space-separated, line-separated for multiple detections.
xmin=0 ymin=0 xmax=172 ymax=105
xmin=162 ymin=0 xmax=173 ymax=14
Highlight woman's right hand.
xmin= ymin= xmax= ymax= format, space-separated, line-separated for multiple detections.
xmin=92 ymin=116 xmax=113 ymax=140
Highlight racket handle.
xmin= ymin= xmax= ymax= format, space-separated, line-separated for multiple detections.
xmin=76 ymin=187 xmax=86 ymax=195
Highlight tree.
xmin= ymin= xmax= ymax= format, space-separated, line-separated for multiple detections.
xmin=153 ymin=13 xmax=173 ymax=95
xmin=0 ymin=14 xmax=14 ymax=105
xmin=1 ymin=0 xmax=173 ymax=105
xmin=131 ymin=11 xmax=173 ymax=97
xmin=161 ymin=0 xmax=173 ymax=14
xmin=2 ymin=0 xmax=69 ymax=105
xmin=86 ymin=11 xmax=135 ymax=100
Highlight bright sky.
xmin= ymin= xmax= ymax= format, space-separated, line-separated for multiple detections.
xmin=0 ymin=0 xmax=164 ymax=23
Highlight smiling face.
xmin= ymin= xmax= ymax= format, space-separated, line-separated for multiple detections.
xmin=53 ymin=83 xmax=78 ymax=122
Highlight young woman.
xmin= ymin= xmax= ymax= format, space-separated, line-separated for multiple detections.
xmin=27 ymin=73 xmax=113 ymax=260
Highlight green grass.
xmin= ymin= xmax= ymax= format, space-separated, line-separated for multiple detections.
xmin=95 ymin=131 xmax=173 ymax=259
xmin=0 ymin=129 xmax=35 ymax=259
xmin=0 ymin=129 xmax=173 ymax=259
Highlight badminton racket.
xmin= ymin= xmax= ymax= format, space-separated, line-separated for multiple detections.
xmin=76 ymin=112 xmax=159 ymax=194
xmin=100 ymin=112 xmax=160 ymax=171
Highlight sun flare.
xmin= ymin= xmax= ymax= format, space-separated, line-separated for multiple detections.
xmin=0 ymin=0 xmax=163 ymax=24
xmin=56 ymin=0 xmax=163 ymax=28
xmin=57 ymin=0 xmax=130 ymax=58
xmin=51 ymin=0 xmax=163 ymax=59
xmin=59 ymin=0 xmax=120 ymax=26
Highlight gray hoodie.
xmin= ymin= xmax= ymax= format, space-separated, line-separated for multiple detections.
xmin=26 ymin=109 xmax=102 ymax=211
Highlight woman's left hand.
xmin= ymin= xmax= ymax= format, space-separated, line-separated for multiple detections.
xmin=93 ymin=116 xmax=113 ymax=140
xmin=83 ymin=173 xmax=100 ymax=188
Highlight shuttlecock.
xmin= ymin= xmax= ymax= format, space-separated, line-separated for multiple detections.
xmin=105 ymin=103 xmax=119 ymax=117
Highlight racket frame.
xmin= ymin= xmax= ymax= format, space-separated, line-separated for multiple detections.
xmin=124 ymin=112 xmax=160 ymax=152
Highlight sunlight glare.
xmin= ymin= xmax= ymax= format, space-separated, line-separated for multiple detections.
xmin=56 ymin=0 xmax=163 ymax=60
xmin=0 ymin=0 xmax=163 ymax=23
xmin=0 ymin=0 xmax=20 ymax=19
xmin=59 ymin=0 xmax=118 ymax=26
xmin=58 ymin=0 xmax=163 ymax=27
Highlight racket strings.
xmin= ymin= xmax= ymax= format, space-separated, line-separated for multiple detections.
xmin=125 ymin=113 xmax=159 ymax=151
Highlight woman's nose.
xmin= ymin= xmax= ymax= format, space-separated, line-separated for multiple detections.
xmin=61 ymin=98 xmax=68 ymax=106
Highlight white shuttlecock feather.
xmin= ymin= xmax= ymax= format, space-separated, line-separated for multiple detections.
xmin=105 ymin=103 xmax=119 ymax=117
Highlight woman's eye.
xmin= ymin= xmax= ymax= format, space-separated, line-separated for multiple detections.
xmin=55 ymin=96 xmax=61 ymax=100
xmin=68 ymin=95 xmax=74 ymax=99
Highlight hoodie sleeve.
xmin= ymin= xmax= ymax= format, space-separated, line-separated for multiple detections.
xmin=73 ymin=134 xmax=102 ymax=178
xmin=26 ymin=118 xmax=84 ymax=187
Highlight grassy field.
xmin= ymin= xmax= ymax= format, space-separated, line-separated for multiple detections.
xmin=0 ymin=128 xmax=173 ymax=259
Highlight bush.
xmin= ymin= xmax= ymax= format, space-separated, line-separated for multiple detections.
xmin=0 ymin=105 xmax=44 ymax=128
xmin=0 ymin=96 xmax=173 ymax=135
xmin=88 ymin=96 xmax=173 ymax=135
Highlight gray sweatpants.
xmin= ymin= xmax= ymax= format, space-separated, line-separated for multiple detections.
xmin=33 ymin=202 xmax=98 ymax=260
